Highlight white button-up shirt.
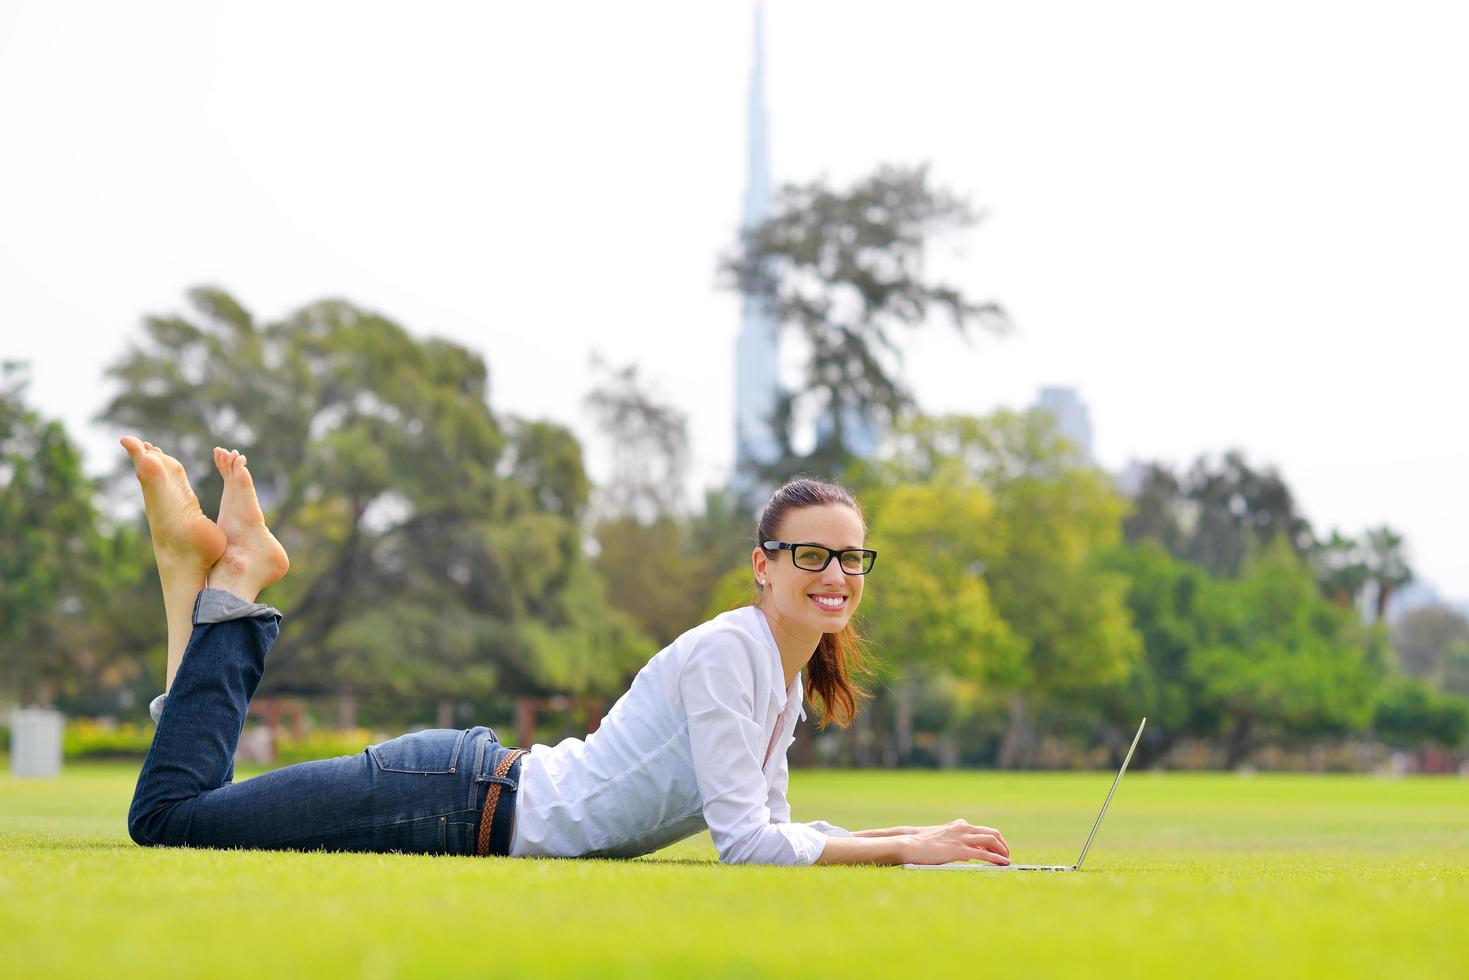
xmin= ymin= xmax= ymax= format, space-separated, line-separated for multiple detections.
xmin=509 ymin=605 xmax=854 ymax=864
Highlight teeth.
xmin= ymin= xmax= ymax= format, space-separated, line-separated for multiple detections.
xmin=812 ymin=595 xmax=846 ymax=608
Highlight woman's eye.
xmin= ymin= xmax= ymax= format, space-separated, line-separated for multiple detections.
xmin=795 ymin=549 xmax=825 ymax=565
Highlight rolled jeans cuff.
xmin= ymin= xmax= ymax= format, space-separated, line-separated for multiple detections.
xmin=149 ymin=589 xmax=282 ymax=724
xmin=194 ymin=587 xmax=282 ymax=626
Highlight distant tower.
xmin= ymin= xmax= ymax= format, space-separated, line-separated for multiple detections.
xmin=732 ymin=1 xmax=781 ymax=502
xmin=814 ymin=403 xmax=880 ymax=459
xmin=1036 ymin=386 xmax=1094 ymax=461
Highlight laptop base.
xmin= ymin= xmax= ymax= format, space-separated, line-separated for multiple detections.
xmin=900 ymin=717 xmax=1147 ymax=875
xmin=902 ymin=863 xmax=1074 ymax=871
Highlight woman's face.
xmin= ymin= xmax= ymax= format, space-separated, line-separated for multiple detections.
xmin=753 ymin=503 xmax=867 ymax=638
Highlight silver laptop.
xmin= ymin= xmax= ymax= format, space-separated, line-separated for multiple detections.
xmin=903 ymin=717 xmax=1146 ymax=872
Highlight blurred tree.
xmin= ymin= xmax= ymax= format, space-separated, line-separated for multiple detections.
xmin=1120 ymin=466 xmax=1188 ymax=559
xmin=1390 ymin=604 xmax=1469 ymax=691
xmin=584 ymin=356 xmax=688 ymax=525
xmin=1093 ymin=542 xmax=1220 ymax=762
xmin=863 ymin=409 xmax=1140 ymax=768
xmin=97 ymin=287 xmax=637 ymax=714
xmin=583 ymin=357 xmax=707 ymax=647
xmin=1310 ymin=529 xmax=1372 ymax=608
xmin=591 ymin=514 xmax=699 ymax=648
xmin=686 ymin=486 xmax=758 ymax=589
xmin=1441 ymin=642 xmax=1469 ymax=700
xmin=497 ymin=418 xmax=591 ymax=522
xmin=1361 ymin=525 xmax=1413 ymax=623
xmin=1373 ymin=677 xmax=1468 ymax=749
xmin=0 ymin=362 xmax=106 ymax=704
xmin=1191 ymin=539 xmax=1385 ymax=767
xmin=720 ymin=163 xmax=1010 ymax=491
xmin=858 ymin=479 xmax=1022 ymax=764
xmin=1123 ymin=451 xmax=1315 ymax=579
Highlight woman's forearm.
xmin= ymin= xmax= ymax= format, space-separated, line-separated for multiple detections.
xmin=852 ymin=826 xmax=916 ymax=838
xmin=814 ymin=833 xmax=909 ymax=865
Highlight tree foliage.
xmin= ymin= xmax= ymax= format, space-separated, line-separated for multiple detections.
xmin=1123 ymin=451 xmax=1315 ymax=579
xmin=1391 ymin=604 xmax=1469 ymax=695
xmin=1373 ymin=676 xmax=1469 ymax=749
xmin=583 ymin=356 xmax=689 ymax=524
xmin=1099 ymin=539 xmax=1389 ymax=765
xmin=720 ymin=163 xmax=1009 ymax=489
xmin=858 ymin=480 xmax=1022 ymax=686
xmin=869 ymin=410 xmax=1140 ymax=691
xmin=0 ymin=363 xmax=108 ymax=704
xmin=96 ymin=287 xmax=643 ymax=705
xmin=859 ymin=410 xmax=1140 ymax=766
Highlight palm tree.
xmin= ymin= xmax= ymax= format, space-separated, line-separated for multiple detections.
xmin=1364 ymin=525 xmax=1413 ymax=622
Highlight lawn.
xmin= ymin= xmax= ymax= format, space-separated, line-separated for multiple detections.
xmin=3 ymin=761 xmax=1467 ymax=978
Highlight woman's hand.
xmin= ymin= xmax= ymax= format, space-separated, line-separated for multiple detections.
xmin=899 ymin=819 xmax=1011 ymax=866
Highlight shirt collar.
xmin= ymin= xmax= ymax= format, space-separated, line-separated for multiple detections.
xmin=750 ymin=605 xmax=807 ymax=723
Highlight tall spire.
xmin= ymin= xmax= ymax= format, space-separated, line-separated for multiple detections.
xmin=733 ymin=0 xmax=781 ymax=499
xmin=743 ymin=0 xmax=771 ymax=231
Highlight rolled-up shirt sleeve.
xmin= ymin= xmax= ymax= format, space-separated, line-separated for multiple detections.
xmin=679 ymin=632 xmax=837 ymax=865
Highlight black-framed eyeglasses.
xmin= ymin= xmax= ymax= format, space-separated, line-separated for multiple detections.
xmin=762 ymin=541 xmax=878 ymax=575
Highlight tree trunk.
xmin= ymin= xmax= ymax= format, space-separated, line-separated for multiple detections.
xmin=793 ymin=712 xmax=815 ymax=768
xmin=1375 ymin=583 xmax=1394 ymax=623
xmin=1223 ymin=716 xmax=1254 ymax=769
xmin=894 ymin=674 xmax=914 ymax=767
xmin=853 ymin=693 xmax=877 ymax=768
xmin=336 ymin=691 xmax=357 ymax=730
xmin=436 ymin=699 xmax=454 ymax=728
xmin=998 ymin=691 xmax=1034 ymax=769
xmin=935 ymin=733 xmax=959 ymax=769
xmin=875 ymin=687 xmax=895 ymax=768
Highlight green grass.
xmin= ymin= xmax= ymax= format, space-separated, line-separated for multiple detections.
xmin=3 ymin=763 xmax=1467 ymax=978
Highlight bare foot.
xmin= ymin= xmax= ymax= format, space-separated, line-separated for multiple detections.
xmin=206 ymin=447 xmax=290 ymax=603
xmin=121 ymin=436 xmax=228 ymax=578
xmin=122 ymin=436 xmax=229 ymax=690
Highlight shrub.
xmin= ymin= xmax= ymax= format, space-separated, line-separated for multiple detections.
xmin=63 ymin=719 xmax=156 ymax=759
xmin=273 ymin=728 xmax=374 ymax=766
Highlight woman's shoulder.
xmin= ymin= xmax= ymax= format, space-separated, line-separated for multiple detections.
xmin=670 ymin=606 xmax=774 ymax=677
xmin=686 ymin=605 xmax=767 ymax=648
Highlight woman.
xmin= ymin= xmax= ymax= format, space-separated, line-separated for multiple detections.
xmin=123 ymin=435 xmax=1010 ymax=866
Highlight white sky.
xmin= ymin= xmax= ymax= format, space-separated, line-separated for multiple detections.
xmin=2 ymin=1 xmax=1466 ymax=597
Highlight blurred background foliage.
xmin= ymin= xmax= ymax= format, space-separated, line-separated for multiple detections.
xmin=2 ymin=163 xmax=1465 ymax=769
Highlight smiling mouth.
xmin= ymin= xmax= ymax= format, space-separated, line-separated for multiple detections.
xmin=809 ymin=594 xmax=848 ymax=611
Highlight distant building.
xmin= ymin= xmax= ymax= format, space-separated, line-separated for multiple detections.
xmin=1116 ymin=457 xmax=1151 ymax=497
xmin=1035 ymin=386 xmax=1094 ymax=462
xmin=732 ymin=1 xmax=781 ymax=502
xmin=813 ymin=404 xmax=880 ymax=460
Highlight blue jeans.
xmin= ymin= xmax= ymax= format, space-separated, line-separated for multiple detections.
xmin=128 ymin=589 xmax=526 ymax=857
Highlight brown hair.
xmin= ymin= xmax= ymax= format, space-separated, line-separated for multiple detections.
xmin=751 ymin=477 xmax=877 ymax=730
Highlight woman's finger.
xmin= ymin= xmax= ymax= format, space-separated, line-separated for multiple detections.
xmin=974 ymin=826 xmax=1010 ymax=852
xmin=962 ymin=830 xmax=1008 ymax=857
xmin=971 ymin=846 xmax=1010 ymax=866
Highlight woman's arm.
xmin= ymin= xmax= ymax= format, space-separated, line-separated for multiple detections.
xmin=851 ymin=826 xmax=919 ymax=838
xmin=816 ymin=820 xmax=1011 ymax=867
xmin=814 ymin=834 xmax=910 ymax=865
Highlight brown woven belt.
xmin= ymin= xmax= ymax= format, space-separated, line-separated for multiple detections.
xmin=476 ymin=747 xmax=529 ymax=857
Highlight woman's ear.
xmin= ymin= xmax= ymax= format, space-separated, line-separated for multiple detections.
xmin=751 ymin=546 xmax=767 ymax=586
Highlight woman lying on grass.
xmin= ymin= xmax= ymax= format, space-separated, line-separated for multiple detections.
xmin=122 ymin=435 xmax=1011 ymax=867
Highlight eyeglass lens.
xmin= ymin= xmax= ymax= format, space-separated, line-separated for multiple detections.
xmin=791 ymin=546 xmax=871 ymax=574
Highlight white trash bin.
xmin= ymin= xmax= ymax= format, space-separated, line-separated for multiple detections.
xmin=10 ymin=708 xmax=64 ymax=778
